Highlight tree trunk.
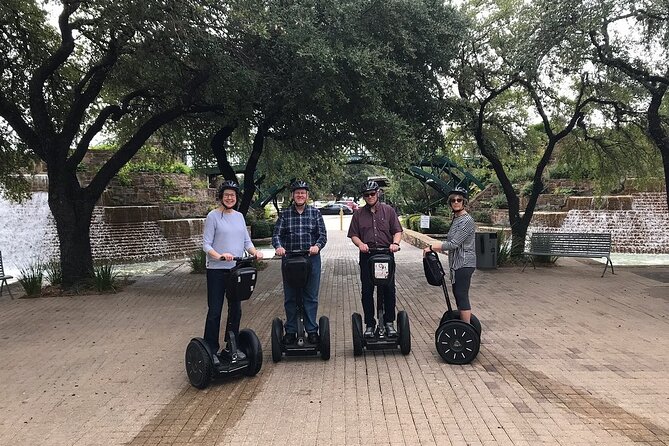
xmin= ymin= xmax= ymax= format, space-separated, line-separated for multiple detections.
xmin=646 ymin=87 xmax=669 ymax=210
xmin=238 ymin=127 xmax=266 ymax=215
xmin=48 ymin=172 xmax=96 ymax=287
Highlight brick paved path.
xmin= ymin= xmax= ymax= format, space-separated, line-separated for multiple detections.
xmin=0 ymin=216 xmax=668 ymax=445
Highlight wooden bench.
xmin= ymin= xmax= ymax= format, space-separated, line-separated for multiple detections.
xmin=522 ymin=232 xmax=614 ymax=277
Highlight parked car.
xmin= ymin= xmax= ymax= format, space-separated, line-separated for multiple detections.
xmin=336 ymin=200 xmax=359 ymax=211
xmin=318 ymin=203 xmax=353 ymax=215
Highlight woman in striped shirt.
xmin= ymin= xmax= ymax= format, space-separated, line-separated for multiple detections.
xmin=423 ymin=187 xmax=476 ymax=324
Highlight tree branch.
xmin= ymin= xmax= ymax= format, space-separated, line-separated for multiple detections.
xmin=0 ymin=95 xmax=41 ymax=157
xmin=28 ymin=1 xmax=79 ymax=139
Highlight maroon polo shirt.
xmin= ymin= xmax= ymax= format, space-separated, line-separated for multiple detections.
xmin=347 ymin=202 xmax=403 ymax=248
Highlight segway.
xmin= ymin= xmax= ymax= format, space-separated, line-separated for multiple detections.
xmin=351 ymin=247 xmax=411 ymax=356
xmin=185 ymin=255 xmax=263 ymax=389
xmin=423 ymin=251 xmax=481 ymax=364
xmin=271 ymin=251 xmax=330 ymax=362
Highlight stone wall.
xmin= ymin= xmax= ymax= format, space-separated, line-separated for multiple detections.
xmin=40 ymin=209 xmax=207 ymax=263
xmin=100 ymin=173 xmax=214 ymax=207
xmin=530 ymin=192 xmax=669 ymax=254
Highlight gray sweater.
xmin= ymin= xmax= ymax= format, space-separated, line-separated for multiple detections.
xmin=203 ymin=209 xmax=254 ymax=269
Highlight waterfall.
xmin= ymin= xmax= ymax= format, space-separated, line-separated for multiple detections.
xmin=0 ymin=192 xmax=59 ymax=279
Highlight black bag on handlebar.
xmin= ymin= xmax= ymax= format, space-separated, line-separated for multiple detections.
xmin=282 ymin=255 xmax=311 ymax=288
xmin=423 ymin=251 xmax=445 ymax=286
xmin=368 ymin=254 xmax=395 ymax=286
xmin=226 ymin=261 xmax=257 ymax=301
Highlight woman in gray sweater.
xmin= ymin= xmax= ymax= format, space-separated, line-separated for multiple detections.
xmin=423 ymin=187 xmax=476 ymax=324
xmin=202 ymin=180 xmax=263 ymax=360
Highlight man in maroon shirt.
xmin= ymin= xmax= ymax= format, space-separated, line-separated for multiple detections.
xmin=347 ymin=180 xmax=403 ymax=338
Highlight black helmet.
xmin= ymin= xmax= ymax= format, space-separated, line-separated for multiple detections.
xmin=361 ymin=180 xmax=379 ymax=194
xmin=290 ymin=180 xmax=310 ymax=192
xmin=217 ymin=180 xmax=240 ymax=199
xmin=448 ymin=186 xmax=468 ymax=200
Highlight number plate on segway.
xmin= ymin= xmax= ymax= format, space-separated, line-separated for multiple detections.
xmin=368 ymin=254 xmax=395 ymax=286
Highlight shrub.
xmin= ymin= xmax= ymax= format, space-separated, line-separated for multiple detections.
xmin=496 ymin=231 xmax=511 ymax=266
xmin=553 ymin=186 xmax=575 ymax=196
xmin=405 ymin=214 xmax=422 ymax=231
xmin=44 ymin=259 xmax=62 ymax=286
xmin=251 ymin=220 xmax=275 ymax=239
xmin=490 ymin=193 xmax=509 ymax=209
xmin=93 ymin=263 xmax=119 ymax=292
xmin=165 ymin=195 xmax=196 ymax=203
xmin=508 ymin=166 xmax=536 ymax=183
xmin=190 ymin=251 xmax=207 ymax=274
xmin=547 ymin=163 xmax=572 ymax=179
xmin=422 ymin=216 xmax=451 ymax=234
xmin=19 ymin=262 xmax=43 ymax=296
xmin=470 ymin=210 xmax=492 ymax=224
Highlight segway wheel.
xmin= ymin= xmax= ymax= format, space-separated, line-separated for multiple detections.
xmin=351 ymin=313 xmax=363 ymax=356
xmin=238 ymin=329 xmax=263 ymax=376
xmin=440 ymin=311 xmax=482 ymax=337
xmin=271 ymin=318 xmax=284 ymax=363
xmin=435 ymin=320 xmax=480 ymax=365
xmin=185 ymin=339 xmax=213 ymax=389
xmin=319 ymin=316 xmax=331 ymax=360
xmin=397 ymin=311 xmax=411 ymax=355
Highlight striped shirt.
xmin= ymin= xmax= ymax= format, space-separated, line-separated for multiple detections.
xmin=272 ymin=205 xmax=327 ymax=252
xmin=441 ymin=213 xmax=476 ymax=279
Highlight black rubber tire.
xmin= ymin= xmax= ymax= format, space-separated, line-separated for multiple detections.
xmin=397 ymin=311 xmax=411 ymax=355
xmin=351 ymin=313 xmax=363 ymax=356
xmin=271 ymin=318 xmax=283 ymax=363
xmin=435 ymin=320 xmax=480 ymax=365
xmin=238 ymin=329 xmax=263 ymax=376
xmin=440 ymin=310 xmax=482 ymax=337
xmin=319 ymin=316 xmax=331 ymax=360
xmin=185 ymin=339 xmax=213 ymax=389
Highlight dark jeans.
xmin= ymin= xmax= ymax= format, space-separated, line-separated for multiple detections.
xmin=204 ymin=268 xmax=241 ymax=353
xmin=359 ymin=252 xmax=396 ymax=327
xmin=282 ymin=254 xmax=321 ymax=334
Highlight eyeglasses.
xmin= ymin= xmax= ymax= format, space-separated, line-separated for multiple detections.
xmin=363 ymin=192 xmax=377 ymax=198
xmin=222 ymin=193 xmax=236 ymax=198
xmin=449 ymin=198 xmax=463 ymax=203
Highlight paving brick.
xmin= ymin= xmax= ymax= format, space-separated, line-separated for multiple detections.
xmin=0 ymin=216 xmax=668 ymax=445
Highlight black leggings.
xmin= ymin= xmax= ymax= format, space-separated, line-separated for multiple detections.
xmin=452 ymin=267 xmax=475 ymax=311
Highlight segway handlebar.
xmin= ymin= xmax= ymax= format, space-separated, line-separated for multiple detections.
xmin=368 ymin=246 xmax=401 ymax=254
xmin=231 ymin=255 xmax=256 ymax=261
xmin=219 ymin=254 xmax=257 ymax=261
xmin=285 ymin=249 xmax=311 ymax=256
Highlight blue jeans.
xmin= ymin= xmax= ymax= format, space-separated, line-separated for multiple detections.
xmin=359 ymin=252 xmax=396 ymax=327
xmin=204 ymin=269 xmax=242 ymax=353
xmin=282 ymin=254 xmax=321 ymax=334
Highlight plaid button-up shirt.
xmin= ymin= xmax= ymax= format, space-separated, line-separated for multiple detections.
xmin=272 ymin=205 xmax=327 ymax=252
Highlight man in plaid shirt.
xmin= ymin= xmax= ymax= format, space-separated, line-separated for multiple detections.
xmin=272 ymin=180 xmax=327 ymax=345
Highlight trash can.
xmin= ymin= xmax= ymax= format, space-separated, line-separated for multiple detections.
xmin=475 ymin=232 xmax=498 ymax=269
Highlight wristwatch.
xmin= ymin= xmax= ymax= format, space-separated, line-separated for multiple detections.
xmin=391 ymin=242 xmax=400 ymax=247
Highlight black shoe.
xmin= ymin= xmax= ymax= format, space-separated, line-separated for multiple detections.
xmin=364 ymin=326 xmax=375 ymax=339
xmin=307 ymin=332 xmax=319 ymax=344
xmin=283 ymin=333 xmax=297 ymax=345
